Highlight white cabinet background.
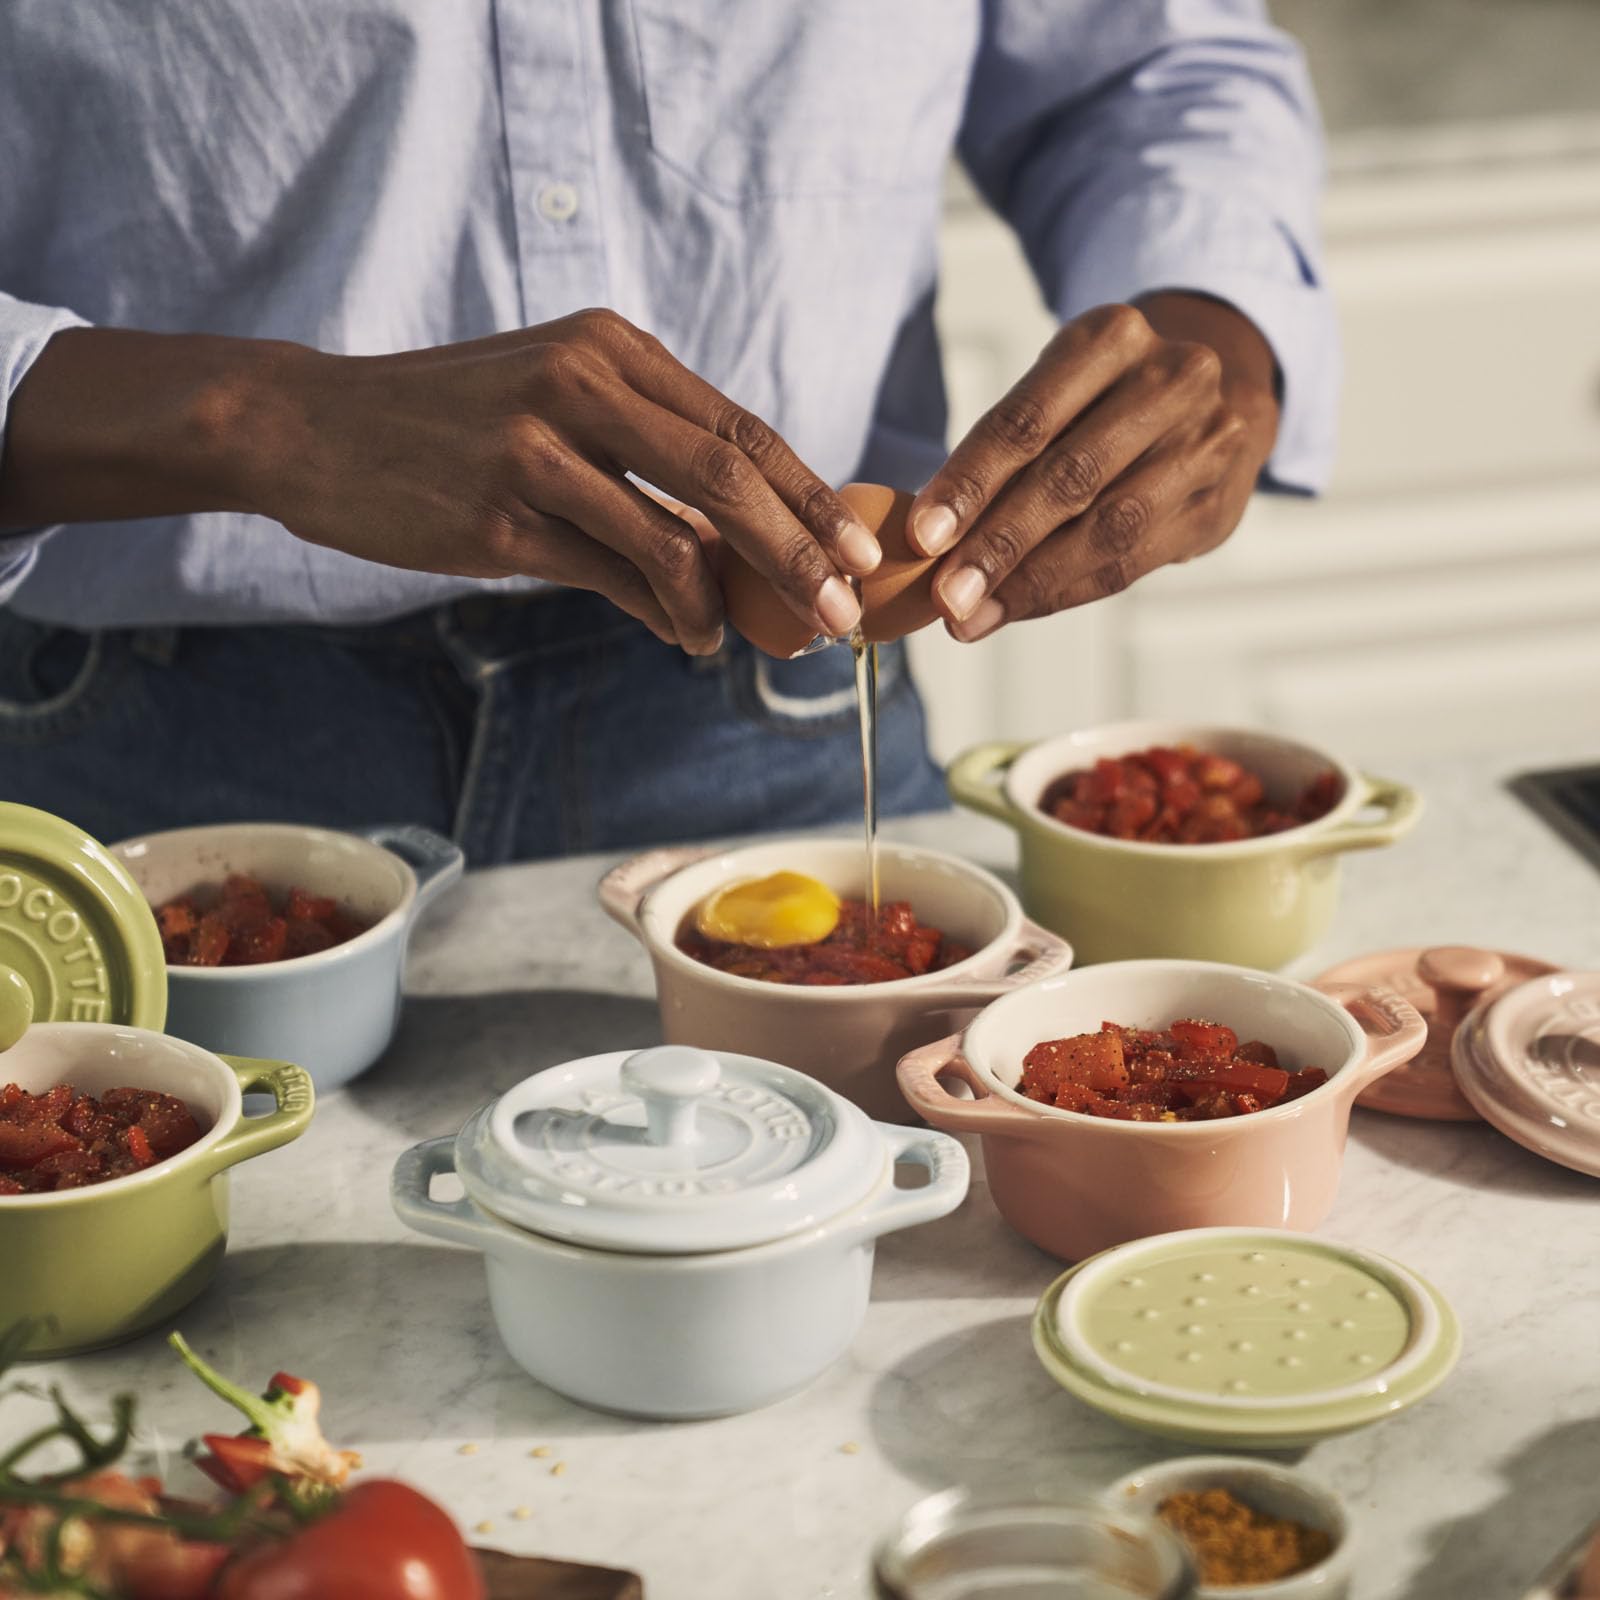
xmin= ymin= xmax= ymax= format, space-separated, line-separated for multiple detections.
xmin=912 ymin=118 xmax=1600 ymax=768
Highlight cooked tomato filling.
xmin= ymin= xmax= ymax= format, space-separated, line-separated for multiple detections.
xmin=1040 ymin=744 xmax=1341 ymax=844
xmin=155 ymin=874 xmax=368 ymax=966
xmin=1019 ymin=1018 xmax=1328 ymax=1121
xmin=676 ymin=898 xmax=971 ymax=985
xmin=0 ymin=1083 xmax=205 ymax=1193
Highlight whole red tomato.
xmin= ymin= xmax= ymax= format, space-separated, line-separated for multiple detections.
xmin=215 ymin=1480 xmax=483 ymax=1600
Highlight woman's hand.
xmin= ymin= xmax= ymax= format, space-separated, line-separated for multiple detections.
xmin=908 ymin=294 xmax=1281 ymax=641
xmin=1 ymin=311 xmax=881 ymax=655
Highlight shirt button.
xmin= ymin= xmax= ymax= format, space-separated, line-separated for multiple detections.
xmin=537 ymin=182 xmax=579 ymax=222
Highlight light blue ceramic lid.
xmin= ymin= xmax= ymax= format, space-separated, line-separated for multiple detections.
xmin=456 ymin=1045 xmax=887 ymax=1253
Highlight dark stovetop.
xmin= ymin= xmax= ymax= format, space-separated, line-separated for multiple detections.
xmin=1509 ymin=763 xmax=1600 ymax=874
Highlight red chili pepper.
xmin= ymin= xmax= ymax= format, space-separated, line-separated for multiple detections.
xmin=169 ymin=1335 xmax=360 ymax=1504
xmin=194 ymin=1432 xmax=279 ymax=1495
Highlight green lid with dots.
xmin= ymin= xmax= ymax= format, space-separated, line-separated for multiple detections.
xmin=0 ymin=803 xmax=167 ymax=1051
xmin=1032 ymin=1227 xmax=1461 ymax=1448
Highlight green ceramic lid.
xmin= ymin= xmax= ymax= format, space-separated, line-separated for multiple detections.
xmin=0 ymin=803 xmax=167 ymax=1048
xmin=1033 ymin=1228 xmax=1461 ymax=1449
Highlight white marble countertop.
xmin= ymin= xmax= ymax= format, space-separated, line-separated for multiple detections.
xmin=27 ymin=741 xmax=1600 ymax=1600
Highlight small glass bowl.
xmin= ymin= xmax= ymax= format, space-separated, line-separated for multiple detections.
xmin=873 ymin=1485 xmax=1196 ymax=1600
xmin=1105 ymin=1457 xmax=1352 ymax=1600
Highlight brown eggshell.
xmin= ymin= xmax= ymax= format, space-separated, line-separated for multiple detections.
xmin=845 ymin=482 xmax=941 ymax=646
xmin=717 ymin=533 xmax=819 ymax=660
xmin=716 ymin=481 xmax=940 ymax=659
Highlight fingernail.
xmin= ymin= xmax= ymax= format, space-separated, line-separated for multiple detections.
xmin=679 ymin=625 xmax=720 ymax=657
xmin=914 ymin=505 xmax=959 ymax=556
xmin=837 ymin=522 xmax=882 ymax=574
xmin=938 ymin=565 xmax=987 ymax=622
xmin=951 ymin=598 xmax=1005 ymax=642
xmin=817 ymin=575 xmax=862 ymax=637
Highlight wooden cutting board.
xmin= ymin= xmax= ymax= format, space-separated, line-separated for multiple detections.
xmin=477 ymin=1546 xmax=643 ymax=1599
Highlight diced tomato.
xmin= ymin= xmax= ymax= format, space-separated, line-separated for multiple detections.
xmin=140 ymin=1098 xmax=203 ymax=1159
xmin=225 ymin=916 xmax=289 ymax=966
xmin=100 ymin=1087 xmax=146 ymax=1124
xmin=11 ymin=1083 xmax=73 ymax=1124
xmin=65 ymin=1094 xmax=113 ymax=1141
xmin=1229 ymin=771 xmax=1265 ymax=809
xmin=1297 ymin=770 xmax=1344 ymax=819
xmin=1047 ymin=1033 xmax=1127 ymax=1093
xmin=0 ymin=1120 xmax=83 ymax=1169
xmin=1045 ymin=1081 xmax=1111 ymax=1116
xmin=1097 ymin=1098 xmax=1177 ymax=1122
xmin=323 ymin=911 xmax=367 ymax=944
xmin=816 ymin=950 xmax=908 ymax=985
xmin=34 ymin=1148 xmax=102 ymax=1187
xmin=285 ymin=886 xmax=339 ymax=922
xmin=190 ymin=914 xmax=231 ymax=966
xmin=1235 ymin=1039 xmax=1280 ymax=1068
xmin=1172 ymin=1060 xmax=1290 ymax=1100
xmin=283 ymin=917 xmax=337 ymax=959
xmin=1170 ymin=1019 xmax=1239 ymax=1060
xmin=1280 ymin=1066 xmax=1329 ymax=1101
xmin=218 ymin=900 xmax=271 ymax=940
xmin=1145 ymin=746 xmax=1189 ymax=785
xmin=157 ymin=898 xmax=199 ymax=940
xmin=1195 ymin=754 xmax=1246 ymax=792
xmin=1108 ymin=792 xmax=1158 ymax=838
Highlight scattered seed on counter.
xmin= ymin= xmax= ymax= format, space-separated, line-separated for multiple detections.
xmin=513 ymin=1506 xmax=533 ymax=1521
xmin=839 ymin=1441 xmax=861 ymax=1455
xmin=529 ymin=1445 xmax=552 ymax=1458
xmin=550 ymin=1461 xmax=568 ymax=1477
xmin=474 ymin=1520 xmax=494 ymax=1535
xmin=457 ymin=1442 xmax=479 ymax=1456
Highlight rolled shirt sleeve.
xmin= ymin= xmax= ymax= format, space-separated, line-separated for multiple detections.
xmin=0 ymin=290 xmax=89 ymax=601
xmin=959 ymin=0 xmax=1338 ymax=494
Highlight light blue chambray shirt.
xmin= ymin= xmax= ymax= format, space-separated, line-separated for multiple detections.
xmin=0 ymin=0 xmax=1336 ymax=628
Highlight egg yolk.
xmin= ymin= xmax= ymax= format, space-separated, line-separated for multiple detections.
xmin=694 ymin=872 xmax=841 ymax=949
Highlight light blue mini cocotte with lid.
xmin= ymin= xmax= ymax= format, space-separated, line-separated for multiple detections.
xmin=392 ymin=1044 xmax=971 ymax=1418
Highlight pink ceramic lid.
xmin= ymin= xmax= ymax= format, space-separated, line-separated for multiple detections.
xmin=1451 ymin=971 xmax=1600 ymax=1179
xmin=1314 ymin=946 xmax=1558 ymax=1120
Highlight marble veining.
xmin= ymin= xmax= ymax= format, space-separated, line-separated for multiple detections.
xmin=13 ymin=740 xmax=1600 ymax=1599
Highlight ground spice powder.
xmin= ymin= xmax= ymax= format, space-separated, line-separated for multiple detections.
xmin=1156 ymin=1486 xmax=1333 ymax=1585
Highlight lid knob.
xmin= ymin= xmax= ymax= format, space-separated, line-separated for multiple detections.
xmin=0 ymin=963 xmax=32 ymax=1052
xmin=619 ymin=1046 xmax=722 ymax=1149
xmin=1419 ymin=946 xmax=1506 ymax=997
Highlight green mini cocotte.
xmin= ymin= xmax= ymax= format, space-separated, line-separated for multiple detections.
xmin=0 ymin=802 xmax=314 ymax=1358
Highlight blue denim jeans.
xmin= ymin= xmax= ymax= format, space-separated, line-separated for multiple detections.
xmin=0 ymin=593 xmax=946 ymax=864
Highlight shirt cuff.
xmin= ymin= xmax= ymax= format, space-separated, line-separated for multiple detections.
xmin=0 ymin=294 xmax=89 ymax=601
xmin=1050 ymin=186 xmax=1339 ymax=496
